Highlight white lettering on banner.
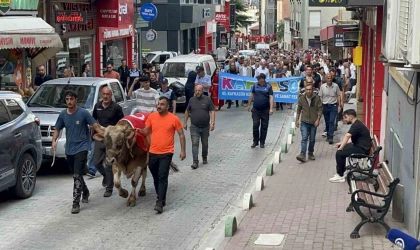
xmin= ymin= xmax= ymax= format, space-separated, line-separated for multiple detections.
xmin=103 ymin=25 xmax=134 ymax=39
xmin=100 ymin=9 xmax=118 ymax=14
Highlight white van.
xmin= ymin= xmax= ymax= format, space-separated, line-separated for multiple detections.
xmin=162 ymin=54 xmax=216 ymax=105
xmin=144 ymin=51 xmax=179 ymax=68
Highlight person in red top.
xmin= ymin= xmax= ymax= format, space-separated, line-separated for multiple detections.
xmin=138 ymin=96 xmax=186 ymax=213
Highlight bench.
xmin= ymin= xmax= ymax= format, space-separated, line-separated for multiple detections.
xmin=346 ymin=161 xmax=400 ymax=239
xmin=345 ymin=135 xmax=382 ymax=191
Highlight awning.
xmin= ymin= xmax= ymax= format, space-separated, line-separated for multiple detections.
xmin=320 ymin=25 xmax=334 ymax=41
xmin=347 ymin=0 xmax=384 ymax=6
xmin=0 ymin=16 xmax=63 ymax=66
xmin=249 ymin=25 xmax=259 ymax=31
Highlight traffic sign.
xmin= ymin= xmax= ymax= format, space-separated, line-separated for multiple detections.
xmin=139 ymin=3 xmax=158 ymax=22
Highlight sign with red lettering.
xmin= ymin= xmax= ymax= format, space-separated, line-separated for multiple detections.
xmin=0 ymin=34 xmax=61 ymax=49
xmin=97 ymin=0 xmax=133 ymax=28
xmin=55 ymin=10 xmax=87 ymax=24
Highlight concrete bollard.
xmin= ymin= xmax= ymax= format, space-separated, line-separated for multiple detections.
xmin=293 ymin=112 xmax=297 ymax=122
xmin=266 ymin=163 xmax=274 ymax=176
xmin=274 ymin=151 xmax=281 ymax=163
xmin=256 ymin=176 xmax=264 ymax=191
xmin=243 ymin=193 xmax=253 ymax=211
xmin=281 ymin=143 xmax=288 ymax=153
xmin=287 ymin=134 xmax=293 ymax=145
xmin=225 ymin=216 xmax=238 ymax=237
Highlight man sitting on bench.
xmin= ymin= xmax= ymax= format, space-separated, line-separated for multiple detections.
xmin=329 ymin=109 xmax=371 ymax=183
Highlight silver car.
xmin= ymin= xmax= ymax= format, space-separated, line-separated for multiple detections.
xmin=0 ymin=91 xmax=42 ymax=198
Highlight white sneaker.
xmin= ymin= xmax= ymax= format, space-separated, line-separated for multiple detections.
xmin=322 ymin=132 xmax=327 ymax=137
xmin=329 ymin=174 xmax=340 ymax=181
xmin=330 ymin=175 xmax=345 ymax=183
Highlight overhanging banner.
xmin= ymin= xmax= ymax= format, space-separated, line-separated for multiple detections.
xmin=218 ymin=72 xmax=302 ymax=103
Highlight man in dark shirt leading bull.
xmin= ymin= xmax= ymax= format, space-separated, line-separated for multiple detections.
xmin=92 ymin=86 xmax=124 ymax=197
xmin=247 ymin=73 xmax=274 ymax=148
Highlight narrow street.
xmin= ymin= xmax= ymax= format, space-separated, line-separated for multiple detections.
xmin=0 ymin=108 xmax=290 ymax=250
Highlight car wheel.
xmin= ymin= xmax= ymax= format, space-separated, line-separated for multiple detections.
xmin=11 ymin=153 xmax=37 ymax=199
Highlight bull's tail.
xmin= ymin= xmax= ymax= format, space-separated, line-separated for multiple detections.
xmin=170 ymin=161 xmax=179 ymax=172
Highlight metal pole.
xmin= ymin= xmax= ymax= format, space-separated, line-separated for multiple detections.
xmin=326 ymin=27 xmax=329 ymax=55
xmin=138 ymin=30 xmax=142 ymax=73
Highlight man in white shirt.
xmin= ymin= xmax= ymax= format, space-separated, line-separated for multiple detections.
xmin=254 ymin=62 xmax=269 ymax=78
xmin=349 ymin=58 xmax=357 ymax=88
xmin=216 ymin=43 xmax=227 ymax=62
xmin=128 ymin=75 xmax=160 ymax=113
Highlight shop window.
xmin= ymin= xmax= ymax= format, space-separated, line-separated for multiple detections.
xmin=110 ymin=82 xmax=124 ymax=103
xmin=4 ymin=99 xmax=23 ymax=120
xmin=203 ymin=62 xmax=211 ymax=75
xmin=104 ymin=40 xmax=126 ymax=71
xmin=0 ymin=49 xmax=22 ymax=89
xmin=55 ymin=37 xmax=93 ymax=78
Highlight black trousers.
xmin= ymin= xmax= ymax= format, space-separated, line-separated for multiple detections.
xmin=66 ymin=151 xmax=89 ymax=204
xmin=185 ymin=89 xmax=194 ymax=108
xmin=148 ymin=153 xmax=173 ymax=203
xmin=93 ymin=141 xmax=114 ymax=192
xmin=335 ymin=144 xmax=368 ymax=176
xmin=252 ymin=108 xmax=269 ymax=144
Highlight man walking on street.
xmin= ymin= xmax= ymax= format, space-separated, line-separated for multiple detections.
xmin=118 ymin=59 xmax=130 ymax=93
xmin=296 ymin=84 xmax=323 ymax=162
xmin=247 ymin=73 xmax=274 ymax=148
xmin=52 ymin=90 xmax=103 ymax=214
xmin=103 ymin=63 xmax=120 ymax=80
xmin=138 ymin=96 xmax=186 ymax=213
xmin=92 ymin=86 xmax=124 ymax=197
xmin=183 ymin=85 xmax=216 ymax=169
xmin=128 ymin=75 xmax=160 ymax=113
xmin=330 ymin=109 xmax=371 ymax=183
xmin=195 ymin=66 xmax=211 ymax=96
xmin=319 ymin=73 xmax=342 ymax=144
xmin=157 ymin=78 xmax=177 ymax=113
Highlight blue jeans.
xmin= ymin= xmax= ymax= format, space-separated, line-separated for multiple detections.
xmin=88 ymin=141 xmax=96 ymax=174
xmin=323 ymin=104 xmax=338 ymax=139
xmin=300 ymin=122 xmax=317 ymax=155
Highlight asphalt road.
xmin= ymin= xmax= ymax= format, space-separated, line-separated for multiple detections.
xmin=0 ymin=107 xmax=291 ymax=250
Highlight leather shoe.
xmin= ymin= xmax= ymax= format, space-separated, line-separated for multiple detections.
xmin=104 ymin=190 xmax=112 ymax=197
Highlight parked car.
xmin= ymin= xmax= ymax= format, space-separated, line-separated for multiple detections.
xmin=26 ymin=78 xmax=135 ymax=163
xmin=0 ymin=91 xmax=42 ymax=198
xmin=162 ymin=54 xmax=216 ymax=106
xmin=145 ymin=51 xmax=179 ymax=68
xmin=238 ymin=49 xmax=256 ymax=59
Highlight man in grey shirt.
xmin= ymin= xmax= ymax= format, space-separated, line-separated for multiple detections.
xmin=183 ymin=85 xmax=216 ymax=169
xmin=319 ymin=73 xmax=342 ymax=144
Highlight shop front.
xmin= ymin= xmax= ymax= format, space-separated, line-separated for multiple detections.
xmin=0 ymin=16 xmax=62 ymax=92
xmin=95 ymin=0 xmax=134 ymax=76
xmin=199 ymin=20 xmax=215 ymax=54
xmin=51 ymin=1 xmax=97 ymax=77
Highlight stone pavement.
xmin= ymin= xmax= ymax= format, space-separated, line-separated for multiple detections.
xmin=221 ymin=117 xmax=404 ymax=250
xmin=0 ymin=107 xmax=291 ymax=250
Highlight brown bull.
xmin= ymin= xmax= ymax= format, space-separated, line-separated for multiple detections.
xmin=94 ymin=115 xmax=149 ymax=207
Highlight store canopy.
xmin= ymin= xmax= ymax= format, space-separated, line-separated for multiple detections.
xmin=347 ymin=0 xmax=384 ymax=6
xmin=0 ymin=16 xmax=63 ymax=66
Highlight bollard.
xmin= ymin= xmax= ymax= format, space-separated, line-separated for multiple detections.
xmin=266 ymin=163 xmax=274 ymax=176
xmin=256 ymin=176 xmax=264 ymax=191
xmin=243 ymin=193 xmax=253 ymax=211
xmin=281 ymin=143 xmax=288 ymax=153
xmin=225 ymin=216 xmax=237 ymax=237
xmin=274 ymin=151 xmax=281 ymax=163
xmin=293 ymin=112 xmax=297 ymax=122
xmin=287 ymin=134 xmax=293 ymax=145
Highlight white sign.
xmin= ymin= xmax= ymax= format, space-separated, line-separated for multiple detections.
xmin=119 ymin=3 xmax=128 ymax=21
xmin=69 ymin=37 xmax=80 ymax=49
xmin=84 ymin=53 xmax=92 ymax=63
xmin=103 ymin=25 xmax=134 ymax=39
xmin=203 ymin=8 xmax=210 ymax=18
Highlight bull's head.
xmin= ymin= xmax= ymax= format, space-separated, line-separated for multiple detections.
xmin=93 ymin=123 xmax=136 ymax=165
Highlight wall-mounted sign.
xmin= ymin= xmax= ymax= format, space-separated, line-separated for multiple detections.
xmin=69 ymin=37 xmax=80 ymax=49
xmin=309 ymin=0 xmax=348 ymax=7
xmin=97 ymin=0 xmax=134 ymax=27
xmin=139 ymin=3 xmax=157 ymax=22
xmin=215 ymin=12 xmax=227 ymax=22
xmin=145 ymin=29 xmax=157 ymax=42
xmin=203 ymin=8 xmax=210 ymax=18
xmin=62 ymin=3 xmax=94 ymax=33
xmin=229 ymin=4 xmax=236 ymax=27
xmin=333 ymin=24 xmax=359 ymax=47
xmin=55 ymin=10 xmax=87 ymax=24
xmin=98 ymin=24 xmax=134 ymax=41
xmin=220 ymin=31 xmax=227 ymax=45
xmin=0 ymin=0 xmax=11 ymax=15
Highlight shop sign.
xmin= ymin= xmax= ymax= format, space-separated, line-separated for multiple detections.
xmin=97 ymin=0 xmax=134 ymax=27
xmin=215 ymin=12 xmax=227 ymax=22
xmin=229 ymin=4 xmax=236 ymax=27
xmin=55 ymin=10 xmax=87 ymax=24
xmin=139 ymin=3 xmax=157 ymax=22
xmin=62 ymin=3 xmax=94 ymax=33
xmin=0 ymin=0 xmax=11 ymax=15
xmin=0 ymin=35 xmax=56 ymax=47
xmin=309 ymin=0 xmax=347 ymax=7
xmin=69 ymin=37 xmax=80 ymax=49
xmin=203 ymin=8 xmax=210 ymax=18
xmin=333 ymin=24 xmax=359 ymax=47
xmin=63 ymin=20 xmax=94 ymax=33
xmin=102 ymin=25 xmax=134 ymax=40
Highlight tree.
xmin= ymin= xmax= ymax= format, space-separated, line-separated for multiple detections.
xmin=276 ymin=20 xmax=285 ymax=41
xmin=230 ymin=0 xmax=253 ymax=32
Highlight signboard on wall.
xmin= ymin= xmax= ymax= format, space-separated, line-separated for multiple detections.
xmin=309 ymin=0 xmax=348 ymax=7
xmin=229 ymin=4 xmax=236 ymax=27
xmin=55 ymin=10 xmax=87 ymax=24
xmin=333 ymin=24 xmax=359 ymax=47
xmin=97 ymin=0 xmax=134 ymax=27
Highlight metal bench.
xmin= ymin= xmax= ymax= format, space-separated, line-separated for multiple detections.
xmin=346 ymin=161 xmax=400 ymax=239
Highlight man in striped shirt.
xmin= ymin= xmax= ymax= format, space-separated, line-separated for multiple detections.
xmin=128 ymin=75 xmax=160 ymax=113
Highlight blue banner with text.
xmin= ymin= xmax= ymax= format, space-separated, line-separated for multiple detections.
xmin=218 ymin=72 xmax=303 ymax=103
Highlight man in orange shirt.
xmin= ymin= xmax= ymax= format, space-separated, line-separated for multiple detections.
xmin=138 ymin=96 xmax=186 ymax=213
xmin=103 ymin=63 xmax=120 ymax=80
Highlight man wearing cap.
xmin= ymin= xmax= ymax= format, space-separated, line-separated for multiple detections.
xmin=247 ymin=73 xmax=274 ymax=148
xmin=195 ymin=66 xmax=211 ymax=96
xmin=128 ymin=75 xmax=160 ymax=113
xmin=158 ymin=79 xmax=177 ymax=113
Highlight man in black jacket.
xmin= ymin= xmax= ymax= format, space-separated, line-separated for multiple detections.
xmin=118 ymin=59 xmax=130 ymax=93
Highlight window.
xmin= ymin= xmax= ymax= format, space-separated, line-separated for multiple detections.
xmin=203 ymin=62 xmax=211 ymax=75
xmin=309 ymin=11 xmax=321 ymax=28
xmin=4 ymin=99 xmax=23 ymax=120
xmin=398 ymin=0 xmax=411 ymax=55
xmin=110 ymin=82 xmax=124 ymax=103
xmin=159 ymin=54 xmax=170 ymax=64
xmin=0 ymin=101 xmax=10 ymax=126
xmin=162 ymin=62 xmax=199 ymax=78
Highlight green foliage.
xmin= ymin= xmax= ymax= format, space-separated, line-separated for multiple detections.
xmin=276 ymin=20 xmax=285 ymax=41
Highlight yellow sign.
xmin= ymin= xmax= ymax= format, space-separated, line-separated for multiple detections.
xmin=0 ymin=0 xmax=10 ymax=7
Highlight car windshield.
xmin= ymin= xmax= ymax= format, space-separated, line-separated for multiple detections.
xmin=27 ymin=84 xmax=95 ymax=109
xmin=145 ymin=53 xmax=156 ymax=63
xmin=162 ymin=62 xmax=199 ymax=78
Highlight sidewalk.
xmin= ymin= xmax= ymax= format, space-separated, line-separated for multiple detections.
xmin=220 ymin=115 xmax=404 ymax=250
